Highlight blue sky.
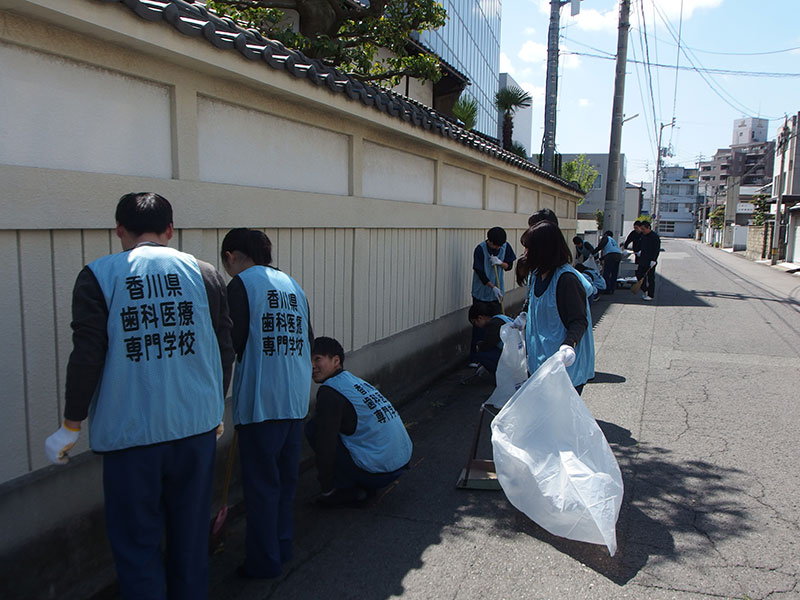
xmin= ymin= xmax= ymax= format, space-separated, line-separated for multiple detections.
xmin=499 ymin=0 xmax=800 ymax=184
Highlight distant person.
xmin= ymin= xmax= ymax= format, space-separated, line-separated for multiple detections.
xmin=45 ymin=192 xmax=234 ymax=600
xmin=221 ymin=228 xmax=313 ymax=579
xmin=572 ymin=236 xmax=595 ymax=264
xmin=469 ymin=227 xmax=516 ymax=366
xmin=468 ymin=302 xmax=513 ymax=375
xmin=623 ymin=220 xmax=644 ymax=263
xmin=636 ymin=221 xmax=661 ymax=301
xmin=518 ymin=223 xmax=595 ymax=394
xmin=593 ymin=230 xmax=623 ymax=294
xmin=306 ymin=337 xmax=412 ymax=506
xmin=528 ymin=208 xmax=559 ymax=228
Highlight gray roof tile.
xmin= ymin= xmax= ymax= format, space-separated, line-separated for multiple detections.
xmin=97 ymin=0 xmax=580 ymax=191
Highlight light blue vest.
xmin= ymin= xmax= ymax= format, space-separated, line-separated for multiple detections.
xmin=602 ymin=237 xmax=621 ymax=256
xmin=471 ymin=241 xmax=508 ymax=302
xmin=322 ymin=371 xmax=413 ymax=473
xmin=526 ymin=265 xmax=595 ymax=387
xmin=232 ymin=266 xmax=312 ymax=425
xmin=87 ymin=245 xmax=223 ymax=451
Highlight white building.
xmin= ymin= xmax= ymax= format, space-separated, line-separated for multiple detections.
xmin=657 ymin=166 xmax=698 ymax=238
xmin=498 ymin=72 xmax=532 ymax=156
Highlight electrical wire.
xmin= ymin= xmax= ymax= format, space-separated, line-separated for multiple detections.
xmin=560 ymin=51 xmax=800 ymax=78
xmin=650 ymin=0 xmax=784 ymax=120
xmin=668 ymin=0 xmax=683 ymax=148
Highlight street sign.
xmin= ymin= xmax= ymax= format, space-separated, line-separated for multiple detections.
xmin=736 ymin=202 xmax=755 ymax=214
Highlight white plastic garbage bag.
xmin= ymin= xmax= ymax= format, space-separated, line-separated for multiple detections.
xmin=490 ymin=354 xmax=624 ymax=555
xmin=485 ymin=323 xmax=528 ymax=409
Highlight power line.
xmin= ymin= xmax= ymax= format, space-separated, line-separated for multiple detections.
xmin=669 ymin=0 xmax=683 ymax=148
xmin=650 ymin=0 xmax=783 ymax=120
xmin=560 ymin=51 xmax=800 ymax=78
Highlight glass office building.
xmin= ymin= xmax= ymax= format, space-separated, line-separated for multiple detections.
xmin=420 ymin=0 xmax=501 ymax=138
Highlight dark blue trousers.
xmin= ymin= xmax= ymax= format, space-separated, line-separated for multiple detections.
xmin=237 ymin=419 xmax=303 ymax=578
xmin=602 ymin=253 xmax=622 ymax=294
xmin=102 ymin=430 xmax=216 ymax=600
xmin=474 ymin=347 xmax=501 ymax=374
xmin=305 ymin=419 xmax=409 ymax=490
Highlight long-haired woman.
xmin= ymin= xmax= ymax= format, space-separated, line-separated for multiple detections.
xmin=515 ymin=222 xmax=595 ymax=394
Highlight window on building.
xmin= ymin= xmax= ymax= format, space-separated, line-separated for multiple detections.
xmin=660 ymin=221 xmax=675 ymax=232
xmin=592 ymin=174 xmax=602 ymax=189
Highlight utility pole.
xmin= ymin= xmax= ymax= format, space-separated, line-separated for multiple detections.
xmin=541 ymin=0 xmax=570 ymax=173
xmin=771 ymin=119 xmax=791 ymax=264
xmin=602 ymin=0 xmax=631 ymax=238
xmin=653 ymin=119 xmax=675 ymax=231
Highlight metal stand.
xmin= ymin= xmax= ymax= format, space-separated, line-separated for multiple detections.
xmin=456 ymin=403 xmax=502 ymax=490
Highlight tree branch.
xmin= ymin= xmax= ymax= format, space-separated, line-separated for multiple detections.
xmin=216 ymin=0 xmax=299 ymax=10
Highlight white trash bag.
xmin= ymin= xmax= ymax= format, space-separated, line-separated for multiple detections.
xmin=490 ymin=354 xmax=624 ymax=555
xmin=485 ymin=323 xmax=528 ymax=409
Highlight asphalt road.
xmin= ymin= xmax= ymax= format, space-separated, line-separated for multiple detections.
xmin=207 ymin=239 xmax=800 ymax=600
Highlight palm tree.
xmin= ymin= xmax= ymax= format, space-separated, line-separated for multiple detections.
xmin=452 ymin=94 xmax=478 ymax=131
xmin=494 ymin=85 xmax=532 ymax=151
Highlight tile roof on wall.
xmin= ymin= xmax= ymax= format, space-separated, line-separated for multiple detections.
xmin=99 ymin=0 xmax=580 ymax=192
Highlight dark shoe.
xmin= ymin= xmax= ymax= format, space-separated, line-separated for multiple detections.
xmin=315 ymin=487 xmax=368 ymax=508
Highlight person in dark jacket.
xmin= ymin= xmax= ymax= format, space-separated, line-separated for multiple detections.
xmin=468 ymin=302 xmax=512 ymax=375
xmin=593 ymin=230 xmax=623 ymax=294
xmin=623 ymin=220 xmax=644 ymax=263
xmin=306 ymin=337 xmax=412 ymax=507
xmin=45 ymin=192 xmax=234 ymax=600
xmin=635 ymin=221 xmax=661 ymax=301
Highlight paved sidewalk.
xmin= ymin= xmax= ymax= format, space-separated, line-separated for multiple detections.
xmin=115 ymin=238 xmax=800 ymax=600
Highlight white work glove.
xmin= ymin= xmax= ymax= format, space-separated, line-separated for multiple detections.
xmin=475 ymin=365 xmax=488 ymax=377
xmin=556 ymin=344 xmax=576 ymax=367
xmin=635 ymin=251 xmax=641 ymax=257
xmin=492 ymin=286 xmax=503 ymax=301
xmin=510 ymin=312 xmax=527 ymax=330
xmin=215 ymin=421 xmax=225 ymax=440
xmin=489 ymin=255 xmax=503 ymax=266
xmin=45 ymin=424 xmax=81 ymax=465
xmin=649 ymin=260 xmax=656 ymax=267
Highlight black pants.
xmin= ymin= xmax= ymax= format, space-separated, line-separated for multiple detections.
xmin=636 ymin=263 xmax=656 ymax=298
xmin=601 ymin=253 xmax=622 ymax=294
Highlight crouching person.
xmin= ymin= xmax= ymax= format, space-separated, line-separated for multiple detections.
xmin=306 ymin=337 xmax=412 ymax=506
xmin=468 ymin=302 xmax=512 ymax=375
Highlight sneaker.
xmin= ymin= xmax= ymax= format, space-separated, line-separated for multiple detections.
xmin=475 ymin=365 xmax=488 ymax=377
xmin=467 ymin=362 xmax=479 ymax=368
xmin=642 ymin=295 xmax=653 ymax=301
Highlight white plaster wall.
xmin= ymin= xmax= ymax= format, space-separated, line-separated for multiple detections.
xmin=488 ymin=178 xmax=515 ymax=212
xmin=441 ymin=164 xmax=483 ymax=208
xmin=197 ymin=97 xmax=349 ymax=194
xmin=362 ymin=142 xmax=435 ymax=204
xmin=0 ymin=42 xmax=172 ymax=178
xmin=517 ymin=187 xmax=539 ymax=216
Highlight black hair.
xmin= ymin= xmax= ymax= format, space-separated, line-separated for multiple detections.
xmin=640 ymin=221 xmax=652 ymax=230
xmin=572 ymin=236 xmax=583 ymax=245
xmin=468 ymin=301 xmax=501 ymax=323
xmin=221 ymin=228 xmax=272 ymax=266
xmin=528 ymin=208 xmax=559 ymax=228
xmin=634 ymin=220 xmax=643 ymax=227
xmin=516 ymin=222 xmax=573 ymax=285
xmin=487 ymin=227 xmax=507 ymax=246
xmin=311 ymin=336 xmax=345 ymax=365
xmin=115 ymin=192 xmax=173 ymax=236
xmin=604 ymin=230 xmax=614 ymax=237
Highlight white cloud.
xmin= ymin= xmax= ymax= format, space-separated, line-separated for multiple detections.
xmin=524 ymin=26 xmax=537 ymax=35
xmin=578 ymin=98 xmax=591 ymax=107
xmin=499 ymin=52 xmax=516 ymax=76
xmin=519 ymin=82 xmax=546 ymax=107
xmin=518 ymin=40 xmax=547 ymax=64
xmin=568 ymin=6 xmax=619 ymax=33
xmin=657 ymin=0 xmax=724 ymax=20
xmin=561 ymin=45 xmax=581 ymax=69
